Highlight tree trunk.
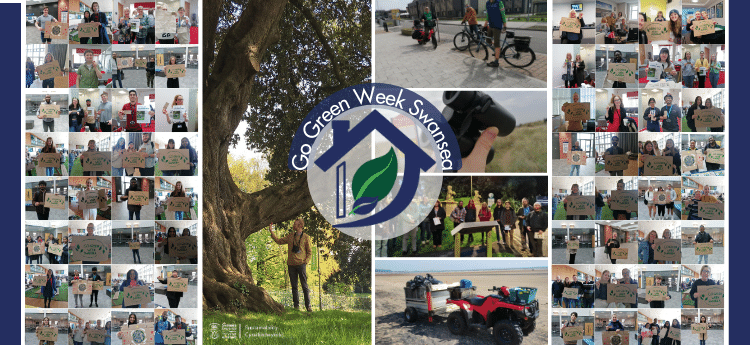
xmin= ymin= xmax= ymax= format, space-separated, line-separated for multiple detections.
xmin=201 ymin=0 xmax=315 ymax=313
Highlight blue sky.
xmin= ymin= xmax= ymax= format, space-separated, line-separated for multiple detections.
xmin=376 ymin=259 xmax=548 ymax=272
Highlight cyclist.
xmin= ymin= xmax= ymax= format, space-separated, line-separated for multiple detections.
xmin=485 ymin=0 xmax=507 ymax=67
xmin=420 ymin=7 xmax=437 ymax=36
xmin=461 ymin=4 xmax=478 ymax=38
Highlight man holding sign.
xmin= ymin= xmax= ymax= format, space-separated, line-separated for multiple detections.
xmin=34 ymin=6 xmax=58 ymax=43
xmin=77 ymin=50 xmax=104 ymax=88
xmin=32 ymin=181 xmax=51 ymax=220
xmin=645 ymin=275 xmax=671 ymax=308
xmin=568 ymin=141 xmax=584 ymax=176
xmin=36 ymin=94 xmax=58 ymax=132
xmin=702 ymin=136 xmax=724 ymax=171
xmin=602 ymin=135 xmax=626 ymax=176
xmin=693 ymin=225 xmax=714 ymax=264
xmin=119 ymin=89 xmax=155 ymax=132
xmin=561 ymin=312 xmax=582 ymax=345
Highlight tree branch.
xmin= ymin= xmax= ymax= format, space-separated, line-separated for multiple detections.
xmin=238 ymin=174 xmax=314 ymax=239
xmin=289 ymin=0 xmax=347 ymax=86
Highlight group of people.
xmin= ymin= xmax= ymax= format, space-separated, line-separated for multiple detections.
xmin=552 ymin=275 xmax=595 ymax=308
xmin=639 ymin=228 xmax=679 ymax=264
xmin=643 ymin=185 xmax=679 ymax=220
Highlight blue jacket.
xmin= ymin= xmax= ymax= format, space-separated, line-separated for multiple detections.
xmin=486 ymin=0 xmax=506 ymax=29
xmin=607 ymin=320 xmax=625 ymax=331
xmin=119 ymin=269 xmax=145 ymax=307
xmin=155 ymin=319 xmax=171 ymax=343
xmin=638 ymin=239 xmax=655 ymax=264
xmin=40 ymin=274 xmax=57 ymax=296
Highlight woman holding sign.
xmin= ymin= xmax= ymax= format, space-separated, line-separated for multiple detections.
xmin=662 ymin=139 xmax=681 ymax=176
xmin=69 ymin=98 xmax=84 ymax=132
xmin=606 ymin=95 xmax=627 ymax=132
xmin=704 ymin=98 xmax=724 ymax=132
xmin=89 ymin=2 xmax=109 ymax=44
xmin=698 ymin=315 xmax=708 ymax=345
xmin=702 ymin=136 xmax=723 ymax=172
xmin=659 ymin=229 xmax=677 ymax=264
xmin=70 ymin=270 xmax=84 ymax=308
xmin=686 ymin=96 xmax=704 ymax=132
xmin=561 ymin=312 xmax=580 ymax=345
xmin=605 ymin=237 xmax=620 ymax=264
xmin=40 ymin=53 xmax=56 ymax=88
xmin=167 ymin=56 xmax=180 ymax=88
xmin=157 ymin=227 xmax=179 ymax=264
xmin=59 ymin=236 xmax=69 ymax=264
xmin=654 ymin=48 xmax=678 ymax=82
xmin=654 ymin=187 xmax=667 ymax=219
xmin=177 ymin=7 xmax=192 ymax=44
xmin=639 ymin=230 xmax=658 ymax=264
xmin=163 ymin=95 xmax=189 ymax=132
xmin=117 ymin=9 xmax=131 ymax=44
xmin=81 ymin=139 xmax=104 ymax=177
xmin=169 ymin=181 xmax=188 ymax=220
xmin=123 ymin=142 xmax=138 ymax=176
xmin=40 ymin=137 xmax=58 ymax=176
xmin=161 ymin=139 xmax=178 ymax=176
xmin=594 ymin=270 xmax=614 ymax=308
xmin=116 ymin=314 xmax=138 ymax=341
xmin=119 ymin=177 xmax=143 ymax=220
xmin=41 ymin=267 xmax=57 ymax=308
xmin=179 ymin=138 xmax=198 ymax=176
xmin=643 ymin=98 xmax=661 ymax=132
xmin=37 ymin=317 xmax=54 ymax=345
xmin=119 ymin=269 xmax=146 ymax=307
xmin=77 ymin=178 xmax=98 ymax=220
xmin=79 ymin=11 xmax=92 ymax=44
xmin=157 ymin=270 xmax=184 ymax=308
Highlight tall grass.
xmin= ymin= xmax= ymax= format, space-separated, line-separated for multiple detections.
xmin=486 ymin=121 xmax=546 ymax=173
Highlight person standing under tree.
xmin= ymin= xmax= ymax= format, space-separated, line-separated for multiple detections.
xmin=269 ymin=219 xmax=313 ymax=312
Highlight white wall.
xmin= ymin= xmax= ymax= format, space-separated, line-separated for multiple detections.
xmin=154 ymin=88 xmax=198 ymax=132
xmin=554 ymin=1 xmax=596 ymax=26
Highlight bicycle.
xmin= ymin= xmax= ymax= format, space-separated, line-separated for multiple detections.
xmin=468 ymin=28 xmax=536 ymax=68
xmin=453 ymin=23 xmax=481 ymax=51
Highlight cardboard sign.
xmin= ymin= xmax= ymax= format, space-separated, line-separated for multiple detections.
xmin=72 ymin=280 xmax=92 ymax=294
xmin=128 ymin=191 xmax=150 ymax=206
xmin=79 ymin=189 xmax=100 ymax=209
xmin=168 ymin=236 xmax=198 ymax=258
xmin=606 ymin=283 xmax=637 ymax=304
xmin=645 ymin=285 xmax=669 ymax=301
xmin=653 ymin=239 xmax=681 ymax=261
xmin=698 ymin=202 xmax=724 ymax=220
xmin=168 ymin=196 xmax=192 ymax=213
xmin=123 ymin=151 xmax=146 ymax=168
xmin=164 ymin=64 xmax=187 ymax=78
xmin=562 ymin=287 xmax=579 ymax=299
xmin=134 ymin=58 xmax=147 ymax=68
xmin=658 ymin=328 xmax=667 ymax=338
xmin=697 ymin=285 xmax=723 ymax=308
xmin=77 ymin=22 xmax=99 ymax=37
xmin=86 ymin=328 xmax=107 ymax=343
xmin=567 ymin=151 xmax=586 ymax=166
xmin=54 ymin=75 xmax=68 ymax=88
xmin=682 ymin=152 xmax=699 ymax=172
xmin=695 ymin=108 xmax=724 ymax=128
xmin=26 ymin=189 xmax=32 ymax=201
xmin=167 ymin=277 xmax=189 ymax=292
xmin=705 ymin=149 xmax=724 ymax=165
xmin=667 ymin=327 xmax=681 ymax=341
xmin=692 ymin=19 xmax=716 ymax=36
xmin=158 ymin=149 xmax=190 ymax=170
xmin=70 ymin=236 xmax=110 ymax=262
xmin=32 ymin=275 xmax=47 ymax=286
xmin=44 ymin=22 xmax=68 ymax=39
xmin=643 ymin=21 xmax=670 ymax=42
xmin=117 ymin=57 xmax=134 ymax=69
xmin=610 ymin=248 xmax=629 ymax=260
xmin=605 ymin=155 xmax=629 ymax=171
xmin=82 ymin=151 xmax=112 ymax=172
xmin=162 ymin=329 xmax=186 ymax=344
xmin=37 ymin=153 xmax=60 ymax=168
xmin=39 ymin=103 xmax=59 ymax=118
xmin=695 ymin=242 xmax=713 ymax=255
xmin=692 ymin=323 xmax=708 ymax=334
xmin=607 ymin=63 xmax=636 ymax=83
xmin=123 ymin=285 xmax=151 ymax=306
xmin=534 ymin=231 xmax=544 ymax=239
xmin=36 ymin=327 xmax=58 ymax=342
xmin=36 ymin=60 xmax=63 ymax=80
xmin=565 ymin=195 xmax=595 ymax=216
xmin=121 ymin=324 xmax=155 ymax=345
xmin=129 ymin=242 xmax=141 ymax=250
xmin=97 ymin=189 xmax=108 ymax=210
xmin=28 ymin=243 xmax=44 ymax=255
xmin=567 ymin=240 xmax=579 ymax=250
xmin=136 ymin=105 xmax=151 ymax=124
xmin=560 ymin=17 xmax=581 ymax=33
xmin=129 ymin=19 xmax=141 ymax=32
xmin=86 ymin=107 xmax=96 ymax=124
xmin=653 ymin=191 xmax=670 ymax=205
xmin=602 ymin=331 xmax=630 ymax=345
xmin=562 ymin=326 xmax=584 ymax=341
xmin=643 ymin=156 xmax=673 ymax=176
xmin=171 ymin=105 xmax=185 ymax=120
xmin=48 ymin=243 xmax=64 ymax=256
xmin=609 ymin=190 xmax=638 ymax=212
xmin=44 ymin=193 xmax=66 ymax=209
xmin=563 ymin=102 xmax=590 ymax=123
xmin=91 ymin=280 xmax=104 ymax=290
xmin=585 ymin=323 xmax=593 ymax=336
xmin=156 ymin=14 xmax=177 ymax=33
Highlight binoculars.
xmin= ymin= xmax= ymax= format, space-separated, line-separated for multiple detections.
xmin=442 ymin=91 xmax=516 ymax=164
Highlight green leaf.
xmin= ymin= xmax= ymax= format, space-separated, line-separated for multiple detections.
xmin=350 ymin=147 xmax=398 ymax=214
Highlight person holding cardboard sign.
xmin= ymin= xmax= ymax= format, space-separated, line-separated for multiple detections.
xmin=703 ymin=98 xmax=724 ymax=132
xmin=78 ymin=179 xmax=98 ymax=220
xmin=160 ymin=139 xmax=179 ymax=176
xmin=110 ymin=53 xmax=123 ymax=88
xmin=32 ymin=180 xmax=52 ymax=220
xmin=563 ymin=184 xmax=589 ymax=220
xmin=119 ymin=269 xmax=147 ymax=307
xmin=168 ymin=181 xmax=188 ymax=220
xmin=693 ymin=225 xmax=714 ymax=264
xmin=36 ymin=94 xmax=59 ymax=132
xmin=89 ymin=2 xmax=109 ymax=44
xmin=697 ymin=315 xmax=708 ymax=344
xmin=164 ymin=95 xmax=189 ymax=132
xmin=605 ymin=238 xmax=620 ymax=264
xmin=646 ymin=275 xmax=672 ymax=308
xmin=662 ymin=139 xmax=681 ymax=176
xmin=157 ymin=270 xmax=185 ymax=308
xmin=608 ymin=179 xmax=632 ymax=220
xmin=179 ymin=138 xmax=198 ymax=176
xmin=39 ymin=137 xmax=59 ymax=176
xmin=34 ymin=6 xmax=58 ymax=44
xmin=270 ymin=219 xmax=313 ymax=312
xmin=594 ymin=270 xmax=614 ymax=308
xmin=41 ymin=267 xmax=57 ymax=308
xmin=120 ymin=177 xmax=144 ymax=220
xmin=116 ymin=314 xmax=139 ymax=340
xmin=81 ymin=140 xmax=103 ymax=177
xmin=689 ymin=265 xmax=718 ymax=308
xmin=686 ymin=96 xmax=704 ymax=133
xmin=569 ymin=141 xmax=583 ymax=176
xmin=166 ymin=56 xmax=182 ymax=88
xmin=87 ymin=266 xmax=103 ymax=307
xmin=157 ymin=227 xmax=179 ymax=264
xmin=38 ymin=53 xmax=58 ymax=88
xmin=561 ymin=312 xmax=581 ymax=345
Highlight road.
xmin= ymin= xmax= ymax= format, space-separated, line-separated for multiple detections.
xmin=433 ymin=20 xmax=547 ymax=55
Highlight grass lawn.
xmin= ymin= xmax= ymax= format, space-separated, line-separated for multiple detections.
xmin=25 ymin=284 xmax=68 ymax=301
xmin=486 ymin=120 xmax=546 ymax=173
xmin=203 ymin=309 xmax=370 ymax=345
xmin=71 ymin=157 xmax=111 ymax=176
xmin=553 ymin=204 xmax=634 ymax=220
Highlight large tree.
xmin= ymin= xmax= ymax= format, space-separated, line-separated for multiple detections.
xmin=202 ymin=0 xmax=371 ymax=312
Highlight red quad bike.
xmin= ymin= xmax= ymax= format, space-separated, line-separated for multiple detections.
xmin=446 ymin=286 xmax=539 ymax=345
xmin=412 ymin=20 xmax=437 ymax=49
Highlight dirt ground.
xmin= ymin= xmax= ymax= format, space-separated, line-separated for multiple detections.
xmin=376 ymin=270 xmax=549 ymax=344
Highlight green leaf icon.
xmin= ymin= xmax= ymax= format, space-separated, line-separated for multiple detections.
xmin=350 ymin=147 xmax=398 ymax=215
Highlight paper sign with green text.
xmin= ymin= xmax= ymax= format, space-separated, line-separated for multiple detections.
xmin=123 ymin=285 xmax=151 ymax=306
xmin=667 ymin=327 xmax=680 ymax=341
xmin=77 ymin=22 xmax=99 ymax=37
xmin=567 ymin=240 xmax=579 ymax=250
xmin=129 ymin=242 xmax=141 ymax=250
xmin=162 ymin=329 xmax=186 ymax=344
xmin=602 ymin=331 xmax=629 ymax=345
xmin=91 ymin=280 xmax=104 ymax=290
xmin=167 ymin=277 xmax=189 ymax=292
xmin=168 ymin=236 xmax=198 ymax=258
xmin=134 ymin=58 xmax=147 ymax=68
xmin=606 ymin=283 xmax=637 ymax=304
xmin=70 ymin=236 xmax=110 ymax=262
xmin=560 ymin=17 xmax=581 ymax=33
xmin=128 ymin=191 xmax=150 ymax=206
xmin=605 ymin=155 xmax=629 ymax=171
xmin=644 ymin=21 xmax=670 ymax=42
xmin=562 ymin=102 xmax=590 ymax=122
xmin=607 ymin=63 xmax=636 ymax=83
xmin=692 ymin=20 xmax=715 ymax=36
xmin=562 ymin=287 xmax=579 ymax=299
xmin=168 ymin=196 xmax=192 ymax=213
xmin=36 ymin=60 xmax=63 ymax=80
xmin=79 ymin=189 xmax=100 ymax=209
xmin=697 ymin=285 xmax=723 ymax=308
xmin=654 ymin=239 xmax=681 ymax=261
xmin=695 ymin=243 xmax=713 ymax=255
xmin=86 ymin=328 xmax=106 ymax=342
xmin=695 ymin=108 xmax=724 ymax=128
xmin=562 ymin=326 xmax=584 ymax=341
xmin=39 ymin=103 xmax=59 ymax=118
xmin=123 ymin=152 xmax=146 ymax=168
xmin=610 ymin=190 xmax=638 ymax=212
xmin=158 ymin=149 xmax=190 ymax=170
xmin=48 ymin=243 xmax=64 ymax=256
xmin=644 ymin=156 xmax=673 ymax=176
xmin=698 ymin=202 xmax=724 ymax=220
xmin=705 ymin=149 xmax=724 ymax=165
xmin=692 ymin=323 xmax=708 ymax=334
xmin=37 ymin=153 xmax=60 ymax=168
xmin=646 ymin=285 xmax=669 ymax=301
xmin=44 ymin=193 xmax=66 ymax=209
xmin=82 ymin=151 xmax=112 ymax=171
xmin=565 ymin=195 xmax=595 ymax=216
xmin=611 ymin=248 xmax=629 ymax=260
xmin=36 ymin=327 xmax=58 ymax=342
xmin=32 ymin=275 xmax=47 ymax=286
xmin=164 ymin=64 xmax=187 ymax=78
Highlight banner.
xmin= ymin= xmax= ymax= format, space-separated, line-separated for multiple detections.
xmin=605 ymin=154 xmax=629 ymax=171
xmin=44 ymin=193 xmax=66 ymax=209
xmin=609 ymin=190 xmax=637 ymax=212
xmin=695 ymin=242 xmax=713 ymax=255
xmin=168 ymin=196 xmax=192 ymax=212
xmin=606 ymin=283 xmax=637 ymax=304
xmin=565 ymin=195 xmax=595 ymax=216
xmin=644 ymin=156 xmax=673 ymax=176
xmin=36 ymin=60 xmax=63 ymax=80
xmin=567 ymin=151 xmax=586 ymax=166
xmin=607 ymin=63 xmax=636 ymax=83
xmin=705 ymin=149 xmax=724 ymax=164
xmin=698 ymin=202 xmax=724 ymax=220
xmin=39 ymin=103 xmax=59 ymax=118
xmin=164 ymin=64 xmax=187 ymax=78
xmin=643 ymin=21 xmax=670 ymax=42
xmin=645 ymin=285 xmax=669 ymax=301
xmin=123 ymin=285 xmax=151 ymax=306
xmin=37 ymin=153 xmax=60 ymax=168
xmin=128 ymin=191 xmax=150 ymax=206
xmin=168 ymin=236 xmax=198 ymax=258
xmin=70 ymin=235 xmax=110 ymax=262
xmin=158 ymin=149 xmax=191 ymax=170
xmin=82 ymin=151 xmax=112 ymax=172
xmin=695 ymin=108 xmax=724 ymax=127
xmin=123 ymin=152 xmax=146 ymax=168
xmin=77 ymin=22 xmax=99 ymax=37
xmin=696 ymin=285 xmax=723 ymax=308
xmin=610 ymin=248 xmax=628 ymax=260
xmin=560 ymin=17 xmax=581 ymax=33
xmin=653 ymin=239 xmax=681 ymax=261
xmin=167 ymin=277 xmax=189 ymax=292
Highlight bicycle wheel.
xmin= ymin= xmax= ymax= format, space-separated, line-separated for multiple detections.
xmin=501 ymin=44 xmax=536 ymax=68
xmin=453 ymin=32 xmax=471 ymax=51
xmin=468 ymin=40 xmax=488 ymax=61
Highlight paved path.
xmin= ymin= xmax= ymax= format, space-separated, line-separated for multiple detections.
xmin=375 ymin=28 xmax=546 ymax=88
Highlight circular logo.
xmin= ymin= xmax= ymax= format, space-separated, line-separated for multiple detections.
xmin=51 ymin=26 xmax=61 ymax=35
xmin=658 ymin=194 xmax=667 ymax=202
xmin=610 ymin=333 xmax=622 ymax=345
xmin=131 ymin=329 xmax=146 ymax=344
xmin=78 ymin=283 xmax=87 ymax=292
xmin=684 ymin=155 xmax=695 ymax=166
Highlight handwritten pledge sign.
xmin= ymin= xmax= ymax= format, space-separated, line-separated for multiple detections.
xmin=82 ymin=151 xmax=112 ymax=172
xmin=123 ymin=152 xmax=146 ymax=168
xmin=667 ymin=327 xmax=681 ymax=341
xmin=86 ymin=328 xmax=107 ymax=342
xmin=28 ymin=243 xmax=44 ymax=255
xmin=91 ymin=280 xmax=104 ymax=290
xmin=653 ymin=191 xmax=670 ymax=205
xmin=36 ymin=327 xmax=58 ymax=342
xmin=692 ymin=323 xmax=708 ymax=334
xmin=72 ymin=280 xmax=92 ymax=295
xmin=79 ymin=189 xmax=100 ymax=209
xmin=567 ymin=151 xmax=586 ymax=166
xmin=607 ymin=63 xmax=636 ymax=83
xmin=162 ymin=329 xmax=186 ymax=344
xmin=168 ymin=236 xmax=197 ymax=258
xmin=168 ymin=196 xmax=192 ymax=213
xmin=693 ymin=20 xmax=715 ymax=36
xmin=603 ymin=331 xmax=629 ymax=345
xmin=563 ymin=102 xmax=590 ymax=122
xmin=654 ymin=239 xmax=681 ymax=261
xmin=158 ymin=149 xmax=190 ymax=170
xmin=567 ymin=240 xmax=579 ymax=250
xmin=44 ymin=22 xmax=68 ymax=39
xmin=607 ymin=284 xmax=637 ymax=304
xmin=682 ymin=152 xmax=699 ymax=171
xmin=32 ymin=275 xmax=47 ymax=286
xmin=646 ymin=285 xmax=668 ymax=301
xmin=562 ymin=326 xmax=584 ymax=341
xmin=39 ymin=103 xmax=59 ymax=118
xmin=70 ymin=236 xmax=110 ymax=262
xmin=644 ymin=21 xmax=670 ymax=42
xmin=136 ymin=105 xmax=151 ymax=124
xmin=128 ymin=191 xmax=150 ymax=206
xmin=44 ymin=193 xmax=66 ymax=209
xmin=164 ymin=64 xmax=187 ymax=78
xmin=605 ymin=155 xmax=629 ymax=171
xmin=167 ymin=277 xmax=189 ymax=292
xmin=134 ymin=58 xmax=147 ymax=68
xmin=644 ymin=156 xmax=673 ymax=176
xmin=705 ymin=149 xmax=724 ymax=165
xmin=698 ymin=202 xmax=724 ymax=220
xmin=77 ymin=22 xmax=99 ymax=37
xmin=48 ymin=243 xmax=64 ymax=255
xmin=697 ymin=285 xmax=723 ymax=308
xmin=37 ymin=153 xmax=60 ymax=168
xmin=37 ymin=60 xmax=63 ymax=80
xmin=562 ymin=287 xmax=579 ymax=299
xmin=695 ymin=108 xmax=724 ymax=128
xmin=129 ymin=242 xmax=141 ymax=250
xmin=695 ymin=242 xmax=713 ymax=255
xmin=123 ymin=285 xmax=151 ymax=306
xmin=565 ymin=195 xmax=595 ymax=216
xmin=560 ymin=17 xmax=581 ymax=33
xmin=117 ymin=57 xmax=134 ymax=69
xmin=611 ymin=248 xmax=629 ymax=260
xmin=610 ymin=190 xmax=638 ymax=212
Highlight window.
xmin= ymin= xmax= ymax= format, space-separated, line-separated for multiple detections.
xmin=630 ymin=5 xmax=638 ymax=21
